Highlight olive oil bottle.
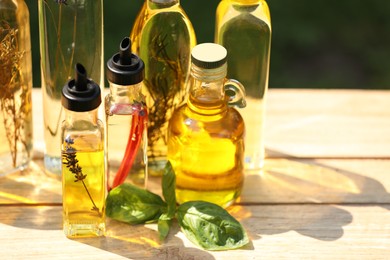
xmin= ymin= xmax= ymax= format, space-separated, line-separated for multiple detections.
xmin=168 ymin=43 xmax=246 ymax=208
xmin=130 ymin=0 xmax=196 ymax=176
xmin=215 ymin=0 xmax=271 ymax=169
xmin=61 ymin=64 xmax=105 ymax=237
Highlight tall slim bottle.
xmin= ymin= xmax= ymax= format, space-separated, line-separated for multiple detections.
xmin=61 ymin=63 xmax=105 ymax=237
xmin=215 ymin=0 xmax=271 ymax=169
xmin=105 ymin=37 xmax=148 ymax=190
xmin=38 ymin=0 xmax=104 ymax=175
xmin=0 ymin=0 xmax=33 ymax=175
xmin=130 ymin=0 xmax=196 ymax=176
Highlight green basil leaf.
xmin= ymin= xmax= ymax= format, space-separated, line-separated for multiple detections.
xmin=106 ymin=183 xmax=167 ymax=225
xmin=162 ymin=161 xmax=176 ymax=217
xmin=177 ymin=201 xmax=249 ymax=251
xmin=158 ymin=213 xmax=172 ymax=241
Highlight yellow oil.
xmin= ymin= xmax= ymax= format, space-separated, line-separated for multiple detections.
xmin=168 ymin=100 xmax=245 ymax=208
xmin=62 ymin=149 xmax=105 ymax=237
xmin=130 ymin=1 xmax=196 ymax=176
xmin=215 ymin=0 xmax=271 ymax=169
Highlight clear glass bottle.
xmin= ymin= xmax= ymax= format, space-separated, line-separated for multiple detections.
xmin=105 ymin=37 xmax=148 ymax=190
xmin=0 ymin=0 xmax=33 ymax=175
xmin=61 ymin=63 xmax=105 ymax=237
xmin=130 ymin=0 xmax=196 ymax=176
xmin=168 ymin=43 xmax=246 ymax=208
xmin=215 ymin=0 xmax=271 ymax=169
xmin=38 ymin=0 xmax=104 ymax=175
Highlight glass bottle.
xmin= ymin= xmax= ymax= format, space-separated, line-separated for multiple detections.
xmin=168 ymin=43 xmax=246 ymax=208
xmin=38 ymin=0 xmax=104 ymax=175
xmin=105 ymin=37 xmax=147 ymax=191
xmin=130 ymin=0 xmax=196 ymax=176
xmin=61 ymin=63 xmax=105 ymax=237
xmin=0 ymin=0 xmax=33 ymax=175
xmin=215 ymin=0 xmax=271 ymax=169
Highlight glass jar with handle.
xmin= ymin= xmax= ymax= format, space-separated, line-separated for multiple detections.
xmin=168 ymin=43 xmax=246 ymax=208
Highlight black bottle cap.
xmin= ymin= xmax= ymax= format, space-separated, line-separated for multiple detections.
xmin=62 ymin=63 xmax=101 ymax=112
xmin=106 ymin=37 xmax=145 ymax=85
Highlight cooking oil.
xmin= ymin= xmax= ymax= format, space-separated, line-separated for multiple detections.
xmin=105 ymin=37 xmax=147 ymax=190
xmin=215 ymin=0 xmax=271 ymax=169
xmin=106 ymin=111 xmax=147 ymax=189
xmin=61 ymin=63 xmax=105 ymax=237
xmin=62 ymin=149 xmax=105 ymax=237
xmin=168 ymin=43 xmax=246 ymax=208
xmin=130 ymin=0 xmax=196 ymax=176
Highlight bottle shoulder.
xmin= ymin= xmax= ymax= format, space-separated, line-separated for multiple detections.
xmin=0 ymin=0 xmax=17 ymax=11
xmin=105 ymin=94 xmax=147 ymax=116
xmin=0 ymin=0 xmax=29 ymax=21
xmin=216 ymin=0 xmax=271 ymax=30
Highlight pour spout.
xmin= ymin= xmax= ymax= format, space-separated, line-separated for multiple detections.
xmin=119 ymin=37 xmax=132 ymax=65
xmin=75 ymin=63 xmax=88 ymax=91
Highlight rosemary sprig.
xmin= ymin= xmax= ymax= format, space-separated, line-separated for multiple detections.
xmin=145 ymin=33 xmax=186 ymax=159
xmin=42 ymin=0 xmax=77 ymax=137
xmin=62 ymin=136 xmax=100 ymax=214
xmin=0 ymin=20 xmax=31 ymax=167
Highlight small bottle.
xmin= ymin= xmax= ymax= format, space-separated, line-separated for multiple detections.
xmin=0 ymin=0 xmax=33 ymax=175
xmin=61 ymin=63 xmax=105 ymax=237
xmin=168 ymin=43 xmax=246 ymax=208
xmin=130 ymin=0 xmax=196 ymax=176
xmin=215 ymin=0 xmax=271 ymax=169
xmin=105 ymin=37 xmax=147 ymax=190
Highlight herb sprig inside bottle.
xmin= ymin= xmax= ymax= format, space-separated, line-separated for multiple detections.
xmin=0 ymin=6 xmax=33 ymax=174
xmin=62 ymin=136 xmax=100 ymax=214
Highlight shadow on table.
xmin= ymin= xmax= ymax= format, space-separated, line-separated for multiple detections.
xmin=0 ymin=160 xmax=61 ymax=205
xmin=76 ymin=219 xmax=217 ymax=259
xmin=237 ymin=149 xmax=390 ymax=242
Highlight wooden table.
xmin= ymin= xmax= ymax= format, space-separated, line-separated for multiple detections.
xmin=1 ymin=89 xmax=389 ymax=259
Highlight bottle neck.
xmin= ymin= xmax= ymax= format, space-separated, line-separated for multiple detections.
xmin=148 ymin=0 xmax=179 ymax=9
xmin=64 ymin=108 xmax=99 ymax=127
xmin=188 ymin=63 xmax=228 ymax=115
xmin=109 ymin=82 xmax=143 ymax=104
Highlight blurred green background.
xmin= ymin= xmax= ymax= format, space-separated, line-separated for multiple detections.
xmin=26 ymin=0 xmax=390 ymax=89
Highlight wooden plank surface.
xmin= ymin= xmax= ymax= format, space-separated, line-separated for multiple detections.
xmin=0 ymin=205 xmax=389 ymax=259
xmin=1 ymin=89 xmax=388 ymax=259
xmin=263 ymin=89 xmax=390 ymax=158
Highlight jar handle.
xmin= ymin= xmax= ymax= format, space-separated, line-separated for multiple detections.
xmin=224 ymin=79 xmax=247 ymax=108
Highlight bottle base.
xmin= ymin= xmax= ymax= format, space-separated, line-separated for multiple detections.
xmin=0 ymin=157 xmax=29 ymax=177
xmin=63 ymin=221 xmax=105 ymax=238
xmin=44 ymin=155 xmax=62 ymax=175
xmin=176 ymin=188 xmax=241 ymax=208
xmin=244 ymin=154 xmax=265 ymax=170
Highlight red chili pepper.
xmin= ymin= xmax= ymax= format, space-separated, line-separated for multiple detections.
xmin=110 ymin=108 xmax=147 ymax=190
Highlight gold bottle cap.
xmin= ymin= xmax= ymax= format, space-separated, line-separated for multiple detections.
xmin=191 ymin=43 xmax=227 ymax=69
